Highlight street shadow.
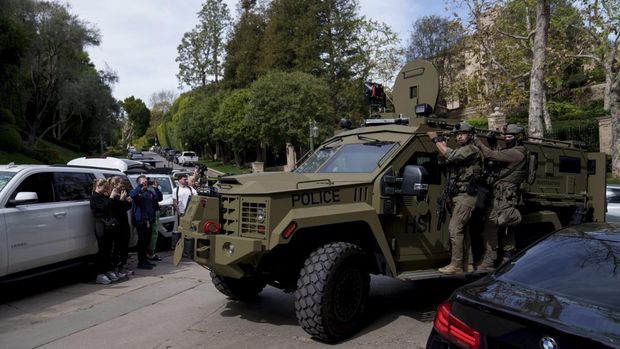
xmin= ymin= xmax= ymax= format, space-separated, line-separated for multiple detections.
xmin=219 ymin=286 xmax=299 ymax=326
xmin=0 ymin=264 xmax=95 ymax=303
xmin=216 ymin=274 xmax=478 ymax=337
xmin=353 ymin=276 xmax=475 ymax=339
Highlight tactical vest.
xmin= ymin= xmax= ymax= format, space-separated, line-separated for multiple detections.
xmin=497 ymin=145 xmax=527 ymax=185
xmin=448 ymin=144 xmax=483 ymax=193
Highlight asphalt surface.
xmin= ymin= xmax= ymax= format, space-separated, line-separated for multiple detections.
xmin=0 ymin=251 xmax=473 ymax=349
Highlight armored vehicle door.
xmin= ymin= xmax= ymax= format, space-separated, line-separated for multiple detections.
xmin=379 ymin=134 xmax=449 ymax=272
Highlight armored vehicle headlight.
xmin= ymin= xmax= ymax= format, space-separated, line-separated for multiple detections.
xmin=256 ymin=208 xmax=266 ymax=223
xmin=222 ymin=242 xmax=235 ymax=256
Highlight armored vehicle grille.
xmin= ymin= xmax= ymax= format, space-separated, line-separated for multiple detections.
xmin=241 ymin=202 xmax=267 ymax=235
xmin=220 ymin=195 xmax=239 ymax=235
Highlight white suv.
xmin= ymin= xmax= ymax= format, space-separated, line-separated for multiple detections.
xmin=0 ymin=163 xmax=129 ymax=281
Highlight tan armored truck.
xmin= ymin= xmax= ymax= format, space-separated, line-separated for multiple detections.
xmin=173 ymin=60 xmax=607 ymax=342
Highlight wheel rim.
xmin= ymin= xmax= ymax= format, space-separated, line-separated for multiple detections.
xmin=333 ymin=267 xmax=364 ymax=322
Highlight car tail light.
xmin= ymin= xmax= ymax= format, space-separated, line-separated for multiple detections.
xmin=433 ymin=300 xmax=481 ymax=349
xmin=203 ymin=220 xmax=220 ymax=234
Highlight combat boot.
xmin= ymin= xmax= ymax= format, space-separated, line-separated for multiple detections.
xmin=476 ymin=252 xmax=497 ymax=272
xmin=476 ymin=260 xmax=495 ymax=272
xmin=438 ymin=263 xmax=463 ymax=274
xmin=501 ymin=249 xmax=516 ymax=264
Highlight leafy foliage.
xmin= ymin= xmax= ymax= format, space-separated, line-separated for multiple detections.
xmin=0 ymin=124 xmax=21 ymax=151
xmin=176 ymin=0 xmax=231 ymax=89
xmin=0 ymin=0 xmax=118 ymax=153
xmin=248 ymin=71 xmax=333 ymax=150
xmin=122 ymin=96 xmax=151 ymax=138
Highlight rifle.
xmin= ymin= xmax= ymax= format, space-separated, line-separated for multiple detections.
xmin=436 ymin=168 xmax=452 ymax=230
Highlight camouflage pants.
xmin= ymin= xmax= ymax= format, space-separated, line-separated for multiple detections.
xmin=448 ymin=193 xmax=477 ymax=267
xmin=483 ymin=197 xmax=522 ymax=256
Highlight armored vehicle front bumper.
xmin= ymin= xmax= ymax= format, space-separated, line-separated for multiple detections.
xmin=187 ymin=232 xmax=263 ymax=279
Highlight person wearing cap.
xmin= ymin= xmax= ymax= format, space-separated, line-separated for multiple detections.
xmin=427 ymin=122 xmax=483 ymax=274
xmin=474 ymin=124 xmax=528 ymax=269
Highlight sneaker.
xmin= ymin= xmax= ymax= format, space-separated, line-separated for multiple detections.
xmin=105 ymin=271 xmax=119 ymax=282
xmin=147 ymin=254 xmax=162 ymax=261
xmin=96 ymin=274 xmax=111 ymax=285
xmin=115 ymin=270 xmax=127 ymax=279
xmin=137 ymin=262 xmax=153 ymax=270
xmin=123 ymin=268 xmax=135 ymax=276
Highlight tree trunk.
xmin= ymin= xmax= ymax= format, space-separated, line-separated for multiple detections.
xmin=611 ymin=80 xmax=620 ymax=179
xmin=528 ymin=0 xmax=549 ymax=139
xmin=604 ymin=61 xmax=614 ymax=111
xmin=542 ymin=86 xmax=552 ymax=133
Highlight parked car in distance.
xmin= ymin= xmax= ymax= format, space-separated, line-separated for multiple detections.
xmin=177 ymin=151 xmax=199 ymax=166
xmin=607 ymin=184 xmax=620 ymax=223
xmin=426 ymin=223 xmax=620 ymax=349
xmin=127 ymin=174 xmax=177 ymax=249
xmin=0 ymin=163 xmax=132 ymax=281
xmin=68 ymin=156 xmax=153 ymax=174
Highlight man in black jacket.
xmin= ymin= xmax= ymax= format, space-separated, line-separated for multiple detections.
xmin=129 ymin=175 xmax=162 ymax=269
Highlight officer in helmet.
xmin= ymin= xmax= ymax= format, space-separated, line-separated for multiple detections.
xmin=427 ymin=122 xmax=483 ymax=274
xmin=474 ymin=123 xmax=528 ymax=270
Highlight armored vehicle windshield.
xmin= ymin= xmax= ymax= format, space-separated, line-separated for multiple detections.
xmin=295 ymin=141 xmax=397 ymax=173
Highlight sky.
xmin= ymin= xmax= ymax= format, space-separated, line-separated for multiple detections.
xmin=64 ymin=0 xmax=451 ymax=106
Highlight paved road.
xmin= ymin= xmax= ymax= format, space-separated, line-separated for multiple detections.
xmin=0 ymin=252 xmax=472 ymax=349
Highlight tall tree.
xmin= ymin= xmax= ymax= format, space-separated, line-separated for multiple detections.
xmin=260 ymin=0 xmax=323 ymax=74
xmin=574 ymin=0 xmax=620 ymax=178
xmin=176 ymin=0 xmax=232 ymax=90
xmin=528 ymin=0 xmax=550 ymax=138
xmin=223 ymin=0 xmax=267 ymax=89
xmin=122 ymin=96 xmax=151 ymax=139
xmin=316 ymin=0 xmax=364 ymax=118
xmin=17 ymin=1 xmax=102 ymax=148
xmin=356 ymin=19 xmax=404 ymax=88
xmin=405 ymin=15 xmax=464 ymax=103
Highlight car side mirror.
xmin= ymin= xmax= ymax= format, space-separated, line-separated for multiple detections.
xmin=10 ymin=192 xmax=39 ymax=206
xmin=382 ymin=165 xmax=429 ymax=198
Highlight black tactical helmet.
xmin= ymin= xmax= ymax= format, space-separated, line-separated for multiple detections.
xmin=451 ymin=121 xmax=475 ymax=134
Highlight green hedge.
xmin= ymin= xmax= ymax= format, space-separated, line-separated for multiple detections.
xmin=0 ymin=124 xmax=21 ymax=151
xmin=0 ymin=108 xmax=16 ymax=125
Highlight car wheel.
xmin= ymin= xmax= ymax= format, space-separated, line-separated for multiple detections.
xmin=294 ymin=242 xmax=370 ymax=342
xmin=210 ymin=271 xmax=266 ymax=301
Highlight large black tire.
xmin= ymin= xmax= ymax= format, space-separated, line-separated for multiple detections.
xmin=294 ymin=242 xmax=370 ymax=342
xmin=210 ymin=271 xmax=266 ymax=301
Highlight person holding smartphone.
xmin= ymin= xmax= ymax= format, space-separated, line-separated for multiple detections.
xmin=109 ymin=176 xmax=132 ymax=277
xmin=129 ymin=175 xmax=162 ymax=269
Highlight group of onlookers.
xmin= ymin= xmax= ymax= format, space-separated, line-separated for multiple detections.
xmin=89 ymin=175 xmax=163 ymax=284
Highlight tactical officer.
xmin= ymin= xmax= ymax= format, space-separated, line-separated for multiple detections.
xmin=427 ymin=122 xmax=483 ymax=274
xmin=474 ymin=124 xmax=528 ymax=269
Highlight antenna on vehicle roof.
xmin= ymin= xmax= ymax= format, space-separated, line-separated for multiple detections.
xmin=7 ymin=162 xmax=16 ymax=168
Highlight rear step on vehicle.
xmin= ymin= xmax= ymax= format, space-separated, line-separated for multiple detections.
xmin=397 ymin=269 xmax=488 ymax=281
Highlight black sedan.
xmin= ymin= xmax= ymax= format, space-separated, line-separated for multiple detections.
xmin=427 ymin=223 xmax=620 ymax=349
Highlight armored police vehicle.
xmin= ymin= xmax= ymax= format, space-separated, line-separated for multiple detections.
xmin=174 ymin=60 xmax=607 ymax=342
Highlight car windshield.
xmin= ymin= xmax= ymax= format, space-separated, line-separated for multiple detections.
xmin=295 ymin=142 xmax=397 ymax=173
xmin=0 ymin=171 xmax=16 ymax=194
xmin=128 ymin=176 xmax=173 ymax=194
xmin=495 ymin=233 xmax=620 ymax=312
